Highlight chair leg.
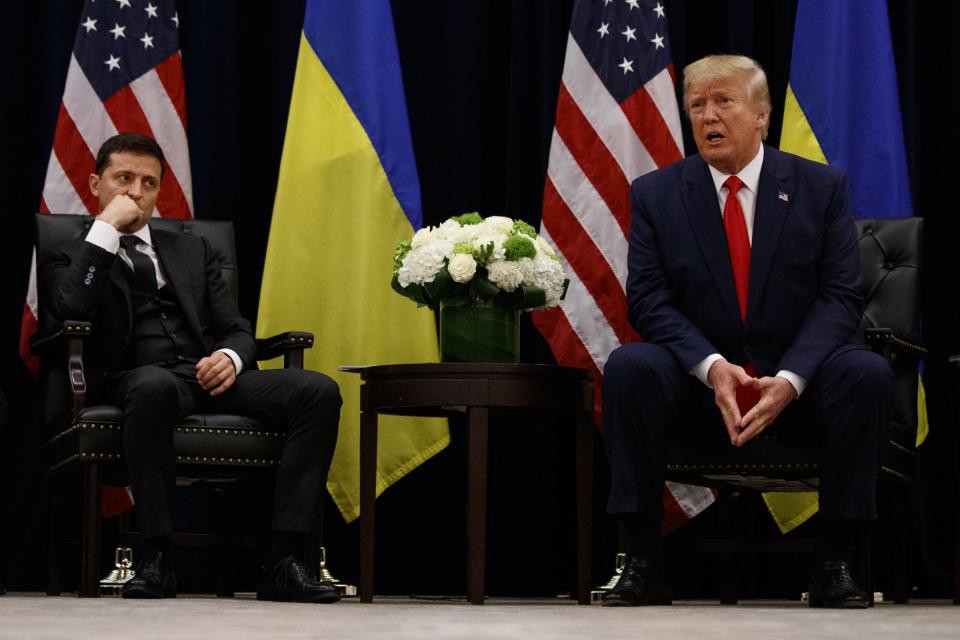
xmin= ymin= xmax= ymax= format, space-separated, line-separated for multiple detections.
xmin=79 ymin=463 xmax=102 ymax=598
xmin=717 ymin=492 xmax=738 ymax=605
xmin=46 ymin=488 xmax=62 ymax=596
xmin=891 ymin=485 xmax=910 ymax=604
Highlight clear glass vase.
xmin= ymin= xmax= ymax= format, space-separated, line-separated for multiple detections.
xmin=439 ymin=299 xmax=519 ymax=363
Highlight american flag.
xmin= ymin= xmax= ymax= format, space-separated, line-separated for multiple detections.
xmin=532 ymin=0 xmax=714 ymax=532
xmin=20 ymin=0 xmax=192 ymax=376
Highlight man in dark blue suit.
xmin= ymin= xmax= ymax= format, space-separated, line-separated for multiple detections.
xmin=601 ymin=55 xmax=891 ymax=608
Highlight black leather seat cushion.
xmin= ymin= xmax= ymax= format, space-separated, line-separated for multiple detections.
xmin=42 ymin=406 xmax=284 ymax=476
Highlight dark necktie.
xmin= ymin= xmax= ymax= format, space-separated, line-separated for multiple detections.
xmin=119 ymin=235 xmax=158 ymax=294
xmin=722 ymin=176 xmax=760 ymax=413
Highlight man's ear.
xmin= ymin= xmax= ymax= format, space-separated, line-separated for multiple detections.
xmin=88 ymin=173 xmax=100 ymax=197
xmin=756 ymin=111 xmax=770 ymax=130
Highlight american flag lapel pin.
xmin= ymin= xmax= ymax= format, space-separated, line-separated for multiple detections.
xmin=778 ymin=191 xmax=789 ymax=202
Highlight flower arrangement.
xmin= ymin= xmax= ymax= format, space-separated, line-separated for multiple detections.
xmin=391 ymin=212 xmax=568 ymax=311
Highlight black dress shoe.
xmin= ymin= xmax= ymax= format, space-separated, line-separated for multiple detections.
xmin=601 ymin=555 xmax=672 ymax=607
xmin=809 ymin=560 xmax=870 ymax=608
xmin=257 ymin=555 xmax=340 ymax=603
xmin=121 ymin=550 xmax=176 ymax=599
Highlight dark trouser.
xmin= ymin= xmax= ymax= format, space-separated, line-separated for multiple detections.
xmin=106 ymin=364 xmax=341 ymax=539
xmin=602 ymin=342 xmax=892 ymax=522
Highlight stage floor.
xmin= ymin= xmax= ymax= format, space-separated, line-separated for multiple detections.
xmin=1 ymin=594 xmax=958 ymax=639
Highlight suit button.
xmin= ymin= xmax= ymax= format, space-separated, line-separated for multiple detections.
xmin=88 ymin=266 xmax=96 ymax=273
xmin=161 ymin=312 xmax=167 ymax=319
xmin=84 ymin=278 xmax=91 ymax=285
xmin=170 ymin=333 xmax=177 ymax=338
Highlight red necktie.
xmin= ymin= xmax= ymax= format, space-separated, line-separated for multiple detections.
xmin=722 ymin=176 xmax=760 ymax=413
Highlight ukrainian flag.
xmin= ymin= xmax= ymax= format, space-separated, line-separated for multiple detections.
xmin=769 ymin=0 xmax=920 ymax=533
xmin=257 ymin=0 xmax=448 ymax=522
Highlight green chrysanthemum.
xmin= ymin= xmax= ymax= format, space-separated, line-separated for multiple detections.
xmin=393 ymin=239 xmax=412 ymax=273
xmin=503 ymin=234 xmax=536 ymax=261
xmin=512 ymin=219 xmax=538 ymax=238
xmin=453 ymin=212 xmax=483 ymax=226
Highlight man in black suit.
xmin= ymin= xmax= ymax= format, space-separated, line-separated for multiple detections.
xmin=601 ymin=55 xmax=892 ymax=608
xmin=41 ymin=133 xmax=342 ymax=602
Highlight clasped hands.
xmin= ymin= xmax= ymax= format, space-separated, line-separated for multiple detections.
xmin=196 ymin=351 xmax=237 ymax=396
xmin=707 ymin=359 xmax=795 ymax=447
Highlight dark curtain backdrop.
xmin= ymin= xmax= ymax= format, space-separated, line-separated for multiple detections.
xmin=1 ymin=1 xmax=958 ymax=597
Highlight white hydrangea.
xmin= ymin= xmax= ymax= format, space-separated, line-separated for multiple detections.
xmin=486 ymin=260 xmax=524 ymax=292
xmin=448 ymin=253 xmax=477 ymax=283
xmin=397 ymin=237 xmax=453 ymax=287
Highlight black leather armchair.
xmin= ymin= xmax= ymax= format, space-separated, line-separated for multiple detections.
xmin=663 ymin=217 xmax=925 ymax=602
xmin=30 ymin=214 xmax=315 ymax=597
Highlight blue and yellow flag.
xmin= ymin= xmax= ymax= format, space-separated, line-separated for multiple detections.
xmin=257 ymin=0 xmax=448 ymax=522
xmin=770 ymin=0 xmax=920 ymax=533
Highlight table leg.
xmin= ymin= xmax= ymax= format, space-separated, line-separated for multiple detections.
xmin=575 ymin=415 xmax=593 ymax=605
xmin=467 ymin=406 xmax=488 ymax=605
xmin=359 ymin=408 xmax=378 ymax=603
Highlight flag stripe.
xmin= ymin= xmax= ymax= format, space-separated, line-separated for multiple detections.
xmin=153 ymin=53 xmax=189 ymax=130
xmin=46 ymin=134 xmax=96 ymax=213
xmin=542 ymin=179 xmax=637 ymax=346
xmin=539 ymin=226 xmax=620 ymax=372
xmin=546 ymin=132 xmax=628 ymax=285
xmin=553 ymin=84 xmax=631 ymax=236
xmin=130 ymin=66 xmax=194 ymax=213
xmin=560 ymin=34 xmax=658 ymax=180
xmin=61 ymin=55 xmax=117 ymax=160
xmin=643 ymin=66 xmax=684 ymax=156
xmin=619 ymin=84 xmax=684 ymax=169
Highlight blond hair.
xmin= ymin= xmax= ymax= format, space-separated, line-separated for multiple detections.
xmin=682 ymin=54 xmax=771 ymax=139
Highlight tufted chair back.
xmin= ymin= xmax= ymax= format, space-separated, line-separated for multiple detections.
xmin=855 ymin=217 xmax=922 ymax=458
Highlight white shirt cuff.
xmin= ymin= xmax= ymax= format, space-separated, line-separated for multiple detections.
xmin=691 ymin=353 xmax=725 ymax=387
xmin=216 ymin=348 xmax=244 ymax=375
xmin=776 ymin=370 xmax=806 ymax=398
xmin=85 ymin=219 xmax=121 ymax=253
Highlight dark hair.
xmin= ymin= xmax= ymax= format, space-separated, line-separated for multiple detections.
xmin=94 ymin=133 xmax=166 ymax=178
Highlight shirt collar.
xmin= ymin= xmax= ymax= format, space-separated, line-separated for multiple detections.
xmin=707 ymin=144 xmax=764 ymax=196
xmin=125 ymin=224 xmax=153 ymax=247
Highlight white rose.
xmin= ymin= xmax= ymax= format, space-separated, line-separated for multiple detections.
xmin=535 ymin=235 xmax=557 ymax=259
xmin=448 ymin=253 xmax=478 ymax=283
xmin=483 ymin=216 xmax=514 ymax=235
xmin=411 ymin=226 xmax=434 ymax=249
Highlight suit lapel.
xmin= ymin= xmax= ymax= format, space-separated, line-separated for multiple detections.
xmin=746 ymin=146 xmax=792 ymax=323
xmin=151 ymin=228 xmax=205 ymax=344
xmin=681 ymin=157 xmax=743 ymax=333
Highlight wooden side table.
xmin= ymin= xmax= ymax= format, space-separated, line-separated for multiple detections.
xmin=353 ymin=363 xmax=595 ymax=604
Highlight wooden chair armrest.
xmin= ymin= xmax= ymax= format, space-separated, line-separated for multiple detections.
xmin=255 ymin=331 xmax=315 ymax=369
xmin=864 ymin=328 xmax=926 ymax=359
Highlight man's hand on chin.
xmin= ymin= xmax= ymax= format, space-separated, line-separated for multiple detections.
xmin=707 ymin=359 xmax=756 ymax=446
xmin=96 ymin=194 xmax=144 ymax=234
xmin=196 ymin=351 xmax=237 ymax=396
xmin=735 ymin=376 xmax=795 ymax=447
